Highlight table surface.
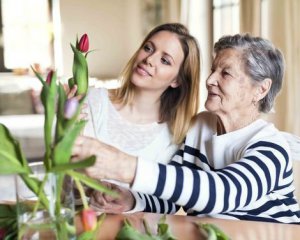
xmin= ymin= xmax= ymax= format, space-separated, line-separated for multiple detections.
xmin=76 ymin=212 xmax=300 ymax=240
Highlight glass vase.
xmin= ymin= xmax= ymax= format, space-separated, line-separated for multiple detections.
xmin=15 ymin=162 xmax=76 ymax=240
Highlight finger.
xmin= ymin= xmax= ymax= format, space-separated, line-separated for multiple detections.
xmin=67 ymin=85 xmax=78 ymax=98
xmin=74 ymin=136 xmax=85 ymax=146
xmin=78 ymin=112 xmax=88 ymax=121
xmin=81 ymin=103 xmax=88 ymax=110
xmin=90 ymin=192 xmax=106 ymax=207
xmin=63 ymin=83 xmax=70 ymax=93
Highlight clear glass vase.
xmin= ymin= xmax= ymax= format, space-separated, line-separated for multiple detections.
xmin=15 ymin=162 xmax=76 ymax=240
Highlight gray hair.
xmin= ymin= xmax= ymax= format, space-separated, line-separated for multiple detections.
xmin=214 ymin=33 xmax=284 ymax=113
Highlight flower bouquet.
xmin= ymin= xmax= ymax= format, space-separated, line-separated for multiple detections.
xmin=0 ymin=34 xmax=114 ymax=239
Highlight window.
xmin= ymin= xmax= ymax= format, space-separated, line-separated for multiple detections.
xmin=213 ymin=0 xmax=239 ymax=43
xmin=0 ymin=0 xmax=53 ymax=72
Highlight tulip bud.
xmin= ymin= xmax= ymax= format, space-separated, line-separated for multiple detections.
xmin=0 ymin=228 xmax=6 ymax=239
xmin=46 ymin=70 xmax=54 ymax=84
xmin=64 ymin=98 xmax=79 ymax=119
xmin=78 ymin=34 xmax=89 ymax=53
xmin=82 ymin=208 xmax=97 ymax=231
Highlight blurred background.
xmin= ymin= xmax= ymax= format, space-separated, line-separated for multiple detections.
xmin=0 ymin=0 xmax=299 ymax=162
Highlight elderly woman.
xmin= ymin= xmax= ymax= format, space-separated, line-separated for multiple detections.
xmin=72 ymin=34 xmax=300 ymax=223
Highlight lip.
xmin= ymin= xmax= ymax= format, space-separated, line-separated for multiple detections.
xmin=135 ymin=64 xmax=152 ymax=77
xmin=207 ymin=90 xmax=219 ymax=97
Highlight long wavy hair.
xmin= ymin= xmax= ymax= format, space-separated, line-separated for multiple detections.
xmin=110 ymin=23 xmax=201 ymax=144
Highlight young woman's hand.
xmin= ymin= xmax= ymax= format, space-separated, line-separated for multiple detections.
xmin=63 ymin=83 xmax=78 ymax=98
xmin=72 ymin=136 xmax=137 ymax=184
xmin=88 ymin=182 xmax=135 ymax=213
xmin=63 ymin=84 xmax=88 ymax=121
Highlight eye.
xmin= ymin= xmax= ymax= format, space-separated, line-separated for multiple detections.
xmin=222 ymin=70 xmax=230 ymax=77
xmin=143 ymin=44 xmax=153 ymax=53
xmin=161 ymin=57 xmax=171 ymax=65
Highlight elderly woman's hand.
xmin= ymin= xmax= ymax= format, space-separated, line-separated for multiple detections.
xmin=72 ymin=136 xmax=137 ymax=184
xmin=88 ymin=181 xmax=135 ymax=213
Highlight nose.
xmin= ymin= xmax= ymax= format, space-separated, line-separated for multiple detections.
xmin=144 ymin=54 xmax=154 ymax=67
xmin=206 ymin=72 xmax=218 ymax=86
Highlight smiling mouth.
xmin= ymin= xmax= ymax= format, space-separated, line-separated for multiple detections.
xmin=136 ymin=65 xmax=152 ymax=77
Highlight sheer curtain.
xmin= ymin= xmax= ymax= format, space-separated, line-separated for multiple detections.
xmin=240 ymin=0 xmax=300 ymax=136
xmin=264 ymin=0 xmax=300 ymax=136
xmin=239 ymin=0 xmax=261 ymax=35
xmin=180 ymin=0 xmax=213 ymax=111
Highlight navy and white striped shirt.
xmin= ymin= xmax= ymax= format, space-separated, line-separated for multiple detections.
xmin=131 ymin=111 xmax=300 ymax=224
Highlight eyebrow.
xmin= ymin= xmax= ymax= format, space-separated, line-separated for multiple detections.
xmin=147 ymin=40 xmax=175 ymax=64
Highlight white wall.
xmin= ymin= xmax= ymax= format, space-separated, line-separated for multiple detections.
xmin=59 ymin=0 xmax=143 ymax=79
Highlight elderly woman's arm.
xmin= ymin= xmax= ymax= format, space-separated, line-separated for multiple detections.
xmin=130 ymin=137 xmax=299 ymax=223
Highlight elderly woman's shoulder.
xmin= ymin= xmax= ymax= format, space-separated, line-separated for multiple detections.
xmin=194 ymin=111 xmax=217 ymax=122
xmin=190 ymin=111 xmax=217 ymax=130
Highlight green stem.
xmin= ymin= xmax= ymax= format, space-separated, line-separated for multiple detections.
xmin=32 ymin=173 xmax=49 ymax=216
xmin=74 ymin=178 xmax=88 ymax=209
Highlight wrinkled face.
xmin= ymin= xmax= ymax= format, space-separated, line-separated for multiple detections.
xmin=205 ymin=48 xmax=258 ymax=117
xmin=131 ymin=31 xmax=184 ymax=93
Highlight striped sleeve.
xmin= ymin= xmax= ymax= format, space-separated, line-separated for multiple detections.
xmin=130 ymin=191 xmax=180 ymax=214
xmin=131 ymin=140 xmax=300 ymax=223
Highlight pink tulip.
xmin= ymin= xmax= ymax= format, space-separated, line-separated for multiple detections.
xmin=0 ymin=228 xmax=6 ymax=239
xmin=46 ymin=70 xmax=54 ymax=84
xmin=64 ymin=98 xmax=79 ymax=119
xmin=82 ymin=208 xmax=97 ymax=231
xmin=78 ymin=34 xmax=89 ymax=53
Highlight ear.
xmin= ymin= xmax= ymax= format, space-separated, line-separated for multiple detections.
xmin=255 ymin=78 xmax=272 ymax=101
xmin=170 ymin=79 xmax=179 ymax=88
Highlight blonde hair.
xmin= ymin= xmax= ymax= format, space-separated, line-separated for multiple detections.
xmin=110 ymin=23 xmax=200 ymax=144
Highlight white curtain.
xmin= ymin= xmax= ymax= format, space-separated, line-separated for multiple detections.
xmin=239 ymin=0 xmax=300 ymax=137
xmin=264 ymin=0 xmax=300 ymax=136
xmin=240 ymin=0 xmax=261 ymax=35
xmin=180 ymin=0 xmax=213 ymax=111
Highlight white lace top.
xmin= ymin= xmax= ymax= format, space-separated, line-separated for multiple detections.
xmin=83 ymin=87 xmax=179 ymax=164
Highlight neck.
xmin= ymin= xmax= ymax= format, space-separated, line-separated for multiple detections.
xmin=116 ymin=89 xmax=162 ymax=124
xmin=217 ymin=111 xmax=260 ymax=135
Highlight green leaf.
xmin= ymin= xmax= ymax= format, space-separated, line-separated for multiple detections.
xmin=51 ymin=156 xmax=95 ymax=173
xmin=30 ymin=66 xmax=46 ymax=88
xmin=116 ymin=216 xmax=177 ymax=240
xmin=55 ymin=84 xmax=68 ymax=142
xmin=66 ymin=170 xmax=117 ymax=197
xmin=0 ymin=124 xmax=29 ymax=171
xmin=116 ymin=219 xmax=153 ymax=240
xmin=0 ymin=205 xmax=17 ymax=239
xmin=77 ymin=231 xmax=94 ymax=240
xmin=197 ymin=223 xmax=231 ymax=240
xmin=0 ymin=151 xmax=28 ymax=174
xmin=155 ymin=215 xmax=176 ymax=240
xmin=71 ymin=43 xmax=89 ymax=95
xmin=53 ymin=120 xmax=86 ymax=166
xmin=43 ymin=72 xmax=57 ymax=170
xmin=0 ymin=204 xmax=16 ymax=220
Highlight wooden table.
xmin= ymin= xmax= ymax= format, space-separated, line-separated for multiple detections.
xmin=76 ymin=212 xmax=300 ymax=240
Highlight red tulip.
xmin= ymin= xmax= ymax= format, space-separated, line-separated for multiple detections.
xmin=0 ymin=228 xmax=6 ymax=239
xmin=46 ymin=70 xmax=54 ymax=84
xmin=82 ymin=208 xmax=97 ymax=231
xmin=78 ymin=34 xmax=89 ymax=53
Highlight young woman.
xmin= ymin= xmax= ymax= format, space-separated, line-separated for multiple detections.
xmin=73 ymin=23 xmax=201 ymax=212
